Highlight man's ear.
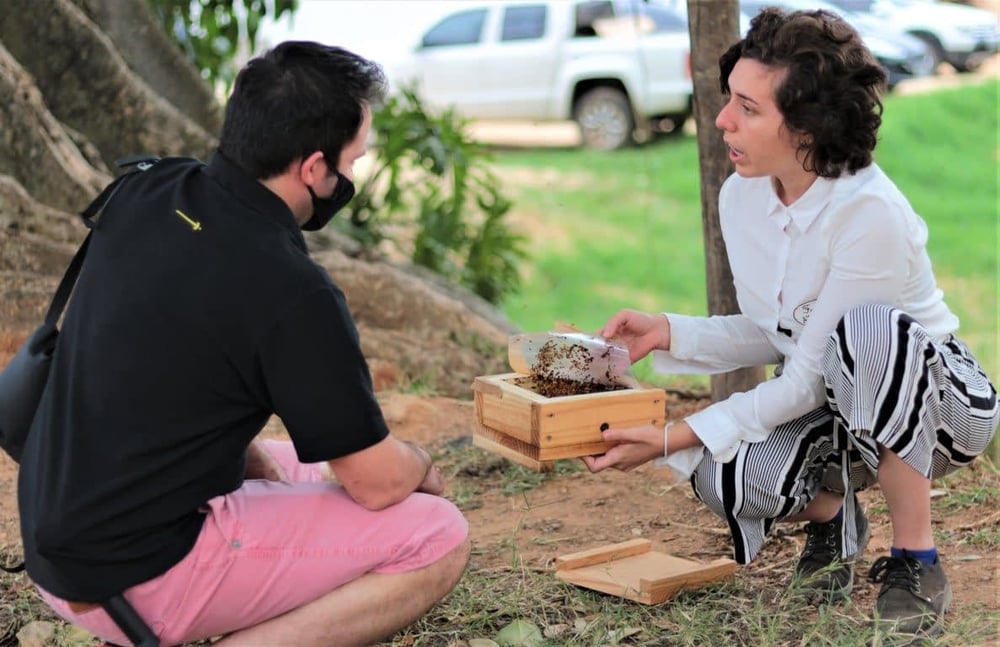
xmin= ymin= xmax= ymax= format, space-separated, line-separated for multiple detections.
xmin=298 ymin=151 xmax=328 ymax=187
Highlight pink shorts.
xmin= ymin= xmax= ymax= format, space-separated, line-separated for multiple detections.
xmin=38 ymin=440 xmax=468 ymax=646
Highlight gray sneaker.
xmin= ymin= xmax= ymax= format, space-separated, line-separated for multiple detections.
xmin=868 ymin=555 xmax=952 ymax=638
xmin=794 ymin=498 xmax=871 ymax=602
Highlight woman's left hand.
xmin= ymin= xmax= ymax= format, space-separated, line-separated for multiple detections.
xmin=581 ymin=424 xmax=663 ymax=473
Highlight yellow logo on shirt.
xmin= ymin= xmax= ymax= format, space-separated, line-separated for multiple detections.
xmin=175 ymin=209 xmax=202 ymax=232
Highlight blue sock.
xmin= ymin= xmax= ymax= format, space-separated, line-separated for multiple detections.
xmin=829 ymin=507 xmax=843 ymax=523
xmin=892 ymin=546 xmax=938 ymax=565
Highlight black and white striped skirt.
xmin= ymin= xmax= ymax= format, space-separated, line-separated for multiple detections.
xmin=690 ymin=304 xmax=999 ymax=565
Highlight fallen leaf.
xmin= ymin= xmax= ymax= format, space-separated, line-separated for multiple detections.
xmin=496 ymin=619 xmax=543 ymax=646
xmin=16 ymin=620 xmax=56 ymax=647
xmin=60 ymin=624 xmax=98 ymax=646
xmin=609 ymin=626 xmax=644 ymax=642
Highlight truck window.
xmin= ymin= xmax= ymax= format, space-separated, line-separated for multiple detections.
xmin=639 ymin=5 xmax=688 ymax=33
xmin=574 ymin=1 xmax=615 ymax=37
xmin=501 ymin=5 xmax=547 ymax=42
xmin=421 ymin=9 xmax=488 ymax=48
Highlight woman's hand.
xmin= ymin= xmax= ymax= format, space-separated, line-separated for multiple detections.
xmin=599 ymin=309 xmax=670 ymax=364
xmin=581 ymin=424 xmax=663 ymax=473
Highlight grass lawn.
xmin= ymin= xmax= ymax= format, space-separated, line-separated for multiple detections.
xmin=493 ymin=79 xmax=999 ymax=387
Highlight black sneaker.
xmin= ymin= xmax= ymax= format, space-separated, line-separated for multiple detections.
xmin=868 ymin=555 xmax=952 ymax=638
xmin=794 ymin=498 xmax=871 ymax=602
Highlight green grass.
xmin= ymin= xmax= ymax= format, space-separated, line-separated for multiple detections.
xmin=493 ymin=80 xmax=999 ymax=385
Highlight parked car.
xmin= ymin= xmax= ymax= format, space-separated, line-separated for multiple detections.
xmin=740 ymin=0 xmax=936 ymax=88
xmin=387 ymin=0 xmax=693 ymax=150
xmin=826 ymin=0 xmax=1000 ymax=71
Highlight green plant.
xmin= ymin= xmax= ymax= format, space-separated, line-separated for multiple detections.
xmin=147 ymin=0 xmax=297 ymax=89
xmin=341 ymin=86 xmax=527 ymax=304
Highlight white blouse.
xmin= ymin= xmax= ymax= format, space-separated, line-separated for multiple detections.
xmin=655 ymin=164 xmax=958 ymax=477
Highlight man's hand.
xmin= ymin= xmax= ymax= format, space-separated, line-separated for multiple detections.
xmin=581 ymin=424 xmax=663 ymax=473
xmin=404 ymin=440 xmax=445 ymax=496
xmin=417 ymin=463 xmax=445 ymax=496
xmin=245 ymin=440 xmax=287 ymax=482
xmin=329 ymin=437 xmax=448 ymax=510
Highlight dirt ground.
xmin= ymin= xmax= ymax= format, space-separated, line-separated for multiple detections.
xmin=359 ymin=393 xmax=1000 ymax=612
xmin=3 ymin=384 xmax=997 ymax=644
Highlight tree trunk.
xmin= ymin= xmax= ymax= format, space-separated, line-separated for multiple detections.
xmin=686 ymin=0 xmax=765 ymax=401
xmin=0 ymin=0 xmax=216 ymax=172
xmin=0 ymin=43 xmax=110 ymax=213
xmin=0 ymin=0 xmax=516 ymax=401
xmin=0 ymin=176 xmax=82 ymax=328
xmin=70 ymin=0 xmax=224 ymax=136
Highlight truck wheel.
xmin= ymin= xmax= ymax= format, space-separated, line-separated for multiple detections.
xmin=573 ymin=87 xmax=634 ymax=150
xmin=909 ymin=32 xmax=945 ymax=72
xmin=655 ymin=111 xmax=689 ymax=137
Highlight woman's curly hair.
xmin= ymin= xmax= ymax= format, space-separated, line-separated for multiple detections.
xmin=719 ymin=7 xmax=887 ymax=178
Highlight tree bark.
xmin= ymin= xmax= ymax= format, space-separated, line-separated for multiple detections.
xmin=0 ymin=175 xmax=81 ymax=328
xmin=311 ymin=246 xmax=513 ymax=398
xmin=0 ymin=175 xmax=87 ymax=244
xmin=0 ymin=0 xmax=216 ymax=171
xmin=686 ymin=0 xmax=765 ymax=401
xmin=0 ymin=0 xmax=515 ymax=400
xmin=70 ymin=0 xmax=224 ymax=136
xmin=0 ymin=43 xmax=110 ymax=213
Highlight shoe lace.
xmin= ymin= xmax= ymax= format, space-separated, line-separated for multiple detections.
xmin=868 ymin=556 xmax=922 ymax=595
xmin=801 ymin=520 xmax=838 ymax=562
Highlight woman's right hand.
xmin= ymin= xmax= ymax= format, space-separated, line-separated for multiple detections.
xmin=580 ymin=423 xmax=663 ymax=473
xmin=599 ymin=309 xmax=670 ymax=364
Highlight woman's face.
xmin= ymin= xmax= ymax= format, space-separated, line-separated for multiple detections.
xmin=716 ymin=58 xmax=814 ymax=202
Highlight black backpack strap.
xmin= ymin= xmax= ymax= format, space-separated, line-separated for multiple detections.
xmin=102 ymin=593 xmax=160 ymax=647
xmin=80 ymin=156 xmax=158 ymax=228
xmin=40 ymin=232 xmax=92 ymax=330
xmin=3 ymin=157 xmax=161 ymax=574
xmin=0 ymin=558 xmax=24 ymax=573
xmin=42 ymin=156 xmax=160 ymax=329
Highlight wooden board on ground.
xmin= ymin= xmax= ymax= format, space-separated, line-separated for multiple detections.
xmin=555 ymin=538 xmax=738 ymax=605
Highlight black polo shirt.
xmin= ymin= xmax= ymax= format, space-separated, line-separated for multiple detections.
xmin=17 ymin=153 xmax=389 ymax=602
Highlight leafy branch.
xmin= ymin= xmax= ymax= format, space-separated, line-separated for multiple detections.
xmin=340 ymin=86 xmax=526 ymax=305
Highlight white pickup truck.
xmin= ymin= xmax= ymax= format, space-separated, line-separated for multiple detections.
xmin=388 ymin=0 xmax=693 ymax=150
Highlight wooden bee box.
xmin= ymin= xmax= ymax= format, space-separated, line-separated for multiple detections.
xmin=472 ymin=372 xmax=666 ymax=471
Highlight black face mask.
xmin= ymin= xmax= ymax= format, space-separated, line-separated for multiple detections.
xmin=302 ymin=171 xmax=355 ymax=231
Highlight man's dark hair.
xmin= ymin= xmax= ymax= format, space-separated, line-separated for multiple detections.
xmin=719 ymin=8 xmax=886 ymax=178
xmin=219 ymin=41 xmax=387 ymax=179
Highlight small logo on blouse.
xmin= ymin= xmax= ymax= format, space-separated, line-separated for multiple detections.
xmin=793 ymin=300 xmax=816 ymax=325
